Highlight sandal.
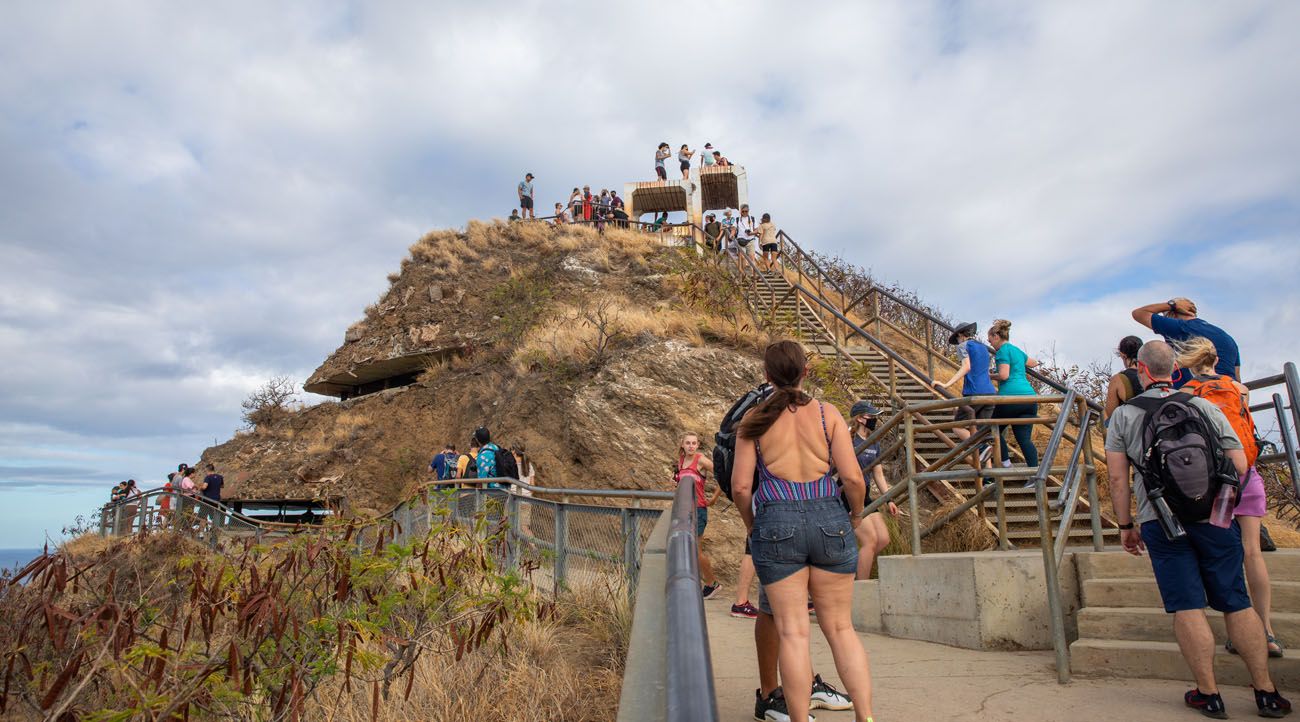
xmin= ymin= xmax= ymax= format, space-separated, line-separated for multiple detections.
xmin=1268 ymin=634 xmax=1285 ymax=659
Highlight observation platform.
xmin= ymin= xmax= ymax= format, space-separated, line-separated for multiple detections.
xmin=623 ymin=165 xmax=748 ymax=244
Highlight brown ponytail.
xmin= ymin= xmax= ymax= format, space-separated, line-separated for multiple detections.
xmin=738 ymin=341 xmax=812 ymax=440
xmin=990 ymin=319 xmax=1012 ymax=341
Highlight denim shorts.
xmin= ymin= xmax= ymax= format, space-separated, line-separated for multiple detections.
xmin=1141 ymin=520 xmax=1251 ymax=614
xmin=749 ymin=497 xmax=858 ymax=586
xmin=695 ymin=507 xmax=708 ymax=537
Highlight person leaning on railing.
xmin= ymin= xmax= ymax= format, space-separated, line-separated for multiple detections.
xmin=731 ymin=340 xmax=875 ymax=722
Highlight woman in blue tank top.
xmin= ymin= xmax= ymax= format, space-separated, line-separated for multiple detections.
xmin=731 ymin=341 xmax=875 ymax=722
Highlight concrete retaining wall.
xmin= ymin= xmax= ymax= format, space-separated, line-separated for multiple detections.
xmin=854 ymin=551 xmax=1080 ymax=651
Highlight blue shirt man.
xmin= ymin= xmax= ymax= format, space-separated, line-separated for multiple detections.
xmin=1132 ymin=298 xmax=1240 ymax=387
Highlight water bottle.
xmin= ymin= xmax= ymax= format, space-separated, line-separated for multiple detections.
xmin=1209 ymin=481 xmax=1238 ymax=529
xmin=1149 ymin=489 xmax=1187 ymax=540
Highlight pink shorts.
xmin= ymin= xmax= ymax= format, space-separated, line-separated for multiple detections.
xmin=1234 ymin=467 xmax=1267 ymax=518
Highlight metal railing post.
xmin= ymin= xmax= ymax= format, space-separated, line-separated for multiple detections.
xmin=1032 ymin=389 xmax=1076 ymax=684
xmin=905 ymin=412 xmax=921 ymax=554
xmin=555 ymin=504 xmax=569 ymax=589
xmin=926 ymin=318 xmax=935 ymax=379
xmin=112 ymin=503 xmax=123 ymax=536
xmin=996 ymin=477 xmax=1009 ymax=550
xmin=506 ymin=494 xmax=520 ymax=569
xmin=622 ymin=508 xmax=638 ymax=589
xmin=1285 ymin=362 xmax=1300 ymax=451
xmin=1273 ymin=394 xmax=1300 ymax=500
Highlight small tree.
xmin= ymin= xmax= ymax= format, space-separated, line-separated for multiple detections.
xmin=241 ymin=375 xmax=298 ymax=429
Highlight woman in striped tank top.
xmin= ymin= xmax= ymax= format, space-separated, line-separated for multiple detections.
xmin=732 ymin=341 xmax=875 ymax=722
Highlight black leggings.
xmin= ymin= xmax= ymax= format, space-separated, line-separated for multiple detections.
xmin=992 ymin=402 xmax=1039 ymax=467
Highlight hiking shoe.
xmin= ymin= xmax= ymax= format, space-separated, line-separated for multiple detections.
xmin=807 ymin=600 xmax=816 ymax=614
xmin=1185 ymin=689 xmax=1228 ymax=719
xmin=1255 ymin=687 xmax=1292 ymax=718
xmin=810 ymin=674 xmax=853 ymax=710
xmin=702 ymin=582 xmax=721 ymax=600
xmin=731 ymin=601 xmax=759 ymax=619
xmin=754 ymin=687 xmax=815 ymax=722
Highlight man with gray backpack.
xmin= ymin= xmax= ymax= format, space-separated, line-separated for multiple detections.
xmin=1105 ymin=340 xmax=1290 ymax=718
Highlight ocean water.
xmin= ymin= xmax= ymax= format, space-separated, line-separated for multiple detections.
xmin=0 ymin=548 xmax=44 ymax=574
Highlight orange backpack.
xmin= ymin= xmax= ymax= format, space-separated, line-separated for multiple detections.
xmin=1184 ymin=374 xmax=1259 ymax=467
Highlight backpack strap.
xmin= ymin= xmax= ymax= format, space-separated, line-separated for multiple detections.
xmin=1124 ymin=393 xmax=1181 ymax=476
xmin=818 ymin=402 xmax=832 ymax=463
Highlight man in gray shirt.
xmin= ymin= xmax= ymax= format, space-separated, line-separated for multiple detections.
xmin=1106 ymin=340 xmax=1287 ymax=717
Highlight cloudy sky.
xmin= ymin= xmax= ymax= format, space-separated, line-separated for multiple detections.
xmin=2 ymin=1 xmax=1298 ymax=548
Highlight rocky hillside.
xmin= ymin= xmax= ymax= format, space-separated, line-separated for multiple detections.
xmin=200 ymin=221 xmax=768 ymax=519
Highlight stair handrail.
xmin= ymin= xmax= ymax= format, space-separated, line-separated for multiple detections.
xmin=665 ymin=474 xmax=720 ymax=721
xmin=1031 ymin=388 xmax=1078 ymax=685
xmin=1243 ymin=362 xmax=1300 ymax=500
xmin=1052 ymin=409 xmax=1103 ymax=566
xmin=774 ymin=228 xmax=1105 ymax=415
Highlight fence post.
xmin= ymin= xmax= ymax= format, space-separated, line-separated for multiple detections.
xmin=622 ymin=508 xmax=637 ymax=589
xmin=873 ymin=290 xmax=882 ymax=337
xmin=889 ymin=358 xmax=898 ymax=402
xmin=926 ymin=318 xmax=935 ymax=380
xmin=905 ymin=413 xmax=921 ymax=555
xmin=113 ymin=503 xmax=123 ymax=537
xmin=555 ymin=504 xmax=569 ymax=589
xmin=996 ymin=477 xmax=1009 ymax=550
xmin=506 ymin=494 xmax=520 ymax=570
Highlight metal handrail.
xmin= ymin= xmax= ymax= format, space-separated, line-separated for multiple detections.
xmin=99 ymin=489 xmax=268 ymax=541
xmin=1032 ymin=389 xmax=1078 ymax=685
xmin=773 ymin=229 xmax=1105 ymax=414
xmin=664 ymin=477 xmax=719 ymax=721
xmin=1053 ymin=410 xmax=1099 ymax=566
xmin=749 ymin=256 xmax=957 ymax=401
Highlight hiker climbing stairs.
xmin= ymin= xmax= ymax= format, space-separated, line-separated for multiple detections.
xmin=734 ymin=258 xmax=1118 ymax=548
xmin=1072 ymin=550 xmax=1300 ymax=687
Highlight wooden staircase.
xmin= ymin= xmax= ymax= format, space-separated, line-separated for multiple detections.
xmin=741 ymin=266 xmax=1118 ymax=547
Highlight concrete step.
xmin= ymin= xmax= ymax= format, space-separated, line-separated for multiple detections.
xmin=1083 ymin=579 xmax=1300 ymax=613
xmin=1004 ymin=526 xmax=1118 ymax=540
xmin=1078 ymin=606 xmax=1300 ymax=646
xmin=1078 ymin=550 xmax=1300 ymax=583
xmin=1071 ymin=637 xmax=1300 ymax=689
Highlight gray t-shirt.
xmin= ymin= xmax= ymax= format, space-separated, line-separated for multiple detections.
xmin=1104 ymin=386 xmax=1242 ymax=524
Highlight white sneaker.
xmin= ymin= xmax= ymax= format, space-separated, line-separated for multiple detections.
xmin=810 ymin=674 xmax=853 ymax=711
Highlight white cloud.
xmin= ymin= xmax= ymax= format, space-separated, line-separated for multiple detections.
xmin=1 ymin=1 xmax=1299 ymax=545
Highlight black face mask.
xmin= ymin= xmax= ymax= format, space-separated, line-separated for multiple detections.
xmin=865 ymin=418 xmax=878 ymax=430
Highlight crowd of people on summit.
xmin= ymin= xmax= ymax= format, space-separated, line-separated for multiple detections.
xmin=672 ymin=289 xmax=1289 ymax=720
xmin=507 ymin=141 xmax=741 ymax=233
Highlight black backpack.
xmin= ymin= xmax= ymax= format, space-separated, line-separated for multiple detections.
xmin=1129 ymin=392 xmax=1239 ymax=523
xmin=495 ymin=447 xmax=520 ymax=480
xmin=713 ymin=384 xmax=773 ymax=501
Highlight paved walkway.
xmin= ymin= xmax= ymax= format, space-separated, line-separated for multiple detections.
xmin=706 ymin=601 xmax=1261 ymax=721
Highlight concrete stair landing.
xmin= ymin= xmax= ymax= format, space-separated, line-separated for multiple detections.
xmin=1071 ymin=549 xmax=1300 ymax=688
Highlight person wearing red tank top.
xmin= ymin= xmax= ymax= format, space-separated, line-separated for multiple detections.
xmin=676 ymin=433 xmax=721 ymax=598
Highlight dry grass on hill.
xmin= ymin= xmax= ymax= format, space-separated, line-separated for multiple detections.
xmin=326 ymin=581 xmax=629 ymax=722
